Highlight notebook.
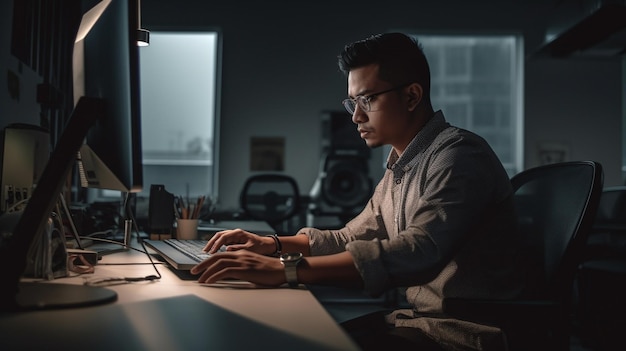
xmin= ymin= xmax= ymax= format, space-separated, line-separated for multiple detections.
xmin=144 ymin=220 xmax=275 ymax=270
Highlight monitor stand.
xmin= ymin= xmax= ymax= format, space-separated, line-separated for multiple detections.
xmin=0 ymin=97 xmax=117 ymax=312
xmin=14 ymin=282 xmax=117 ymax=310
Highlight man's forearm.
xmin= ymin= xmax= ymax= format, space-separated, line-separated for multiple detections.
xmin=299 ymin=251 xmax=364 ymax=288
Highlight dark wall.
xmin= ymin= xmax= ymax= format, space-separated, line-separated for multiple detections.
xmin=2 ymin=0 xmax=622 ymax=210
xmin=141 ymin=0 xmax=623 ymax=209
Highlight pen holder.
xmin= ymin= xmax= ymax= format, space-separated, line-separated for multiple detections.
xmin=176 ymin=219 xmax=199 ymax=240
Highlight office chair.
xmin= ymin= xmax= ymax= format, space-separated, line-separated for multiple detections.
xmin=576 ymin=186 xmax=626 ymax=350
xmin=240 ymin=174 xmax=300 ymax=235
xmin=583 ymin=185 xmax=626 ymax=260
xmin=442 ymin=161 xmax=603 ymax=351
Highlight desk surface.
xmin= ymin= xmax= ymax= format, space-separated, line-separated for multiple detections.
xmin=0 ymin=242 xmax=359 ymax=351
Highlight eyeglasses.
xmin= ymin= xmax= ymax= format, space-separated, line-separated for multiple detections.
xmin=342 ymin=84 xmax=409 ymax=115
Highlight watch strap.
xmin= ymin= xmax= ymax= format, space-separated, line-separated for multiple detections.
xmin=284 ymin=262 xmax=299 ymax=288
xmin=281 ymin=253 xmax=303 ymax=288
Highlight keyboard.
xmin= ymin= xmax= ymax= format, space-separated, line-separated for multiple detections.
xmin=143 ymin=238 xmax=228 ymax=270
xmin=164 ymin=239 xmax=211 ymax=262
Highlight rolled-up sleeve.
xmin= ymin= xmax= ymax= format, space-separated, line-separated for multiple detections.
xmin=302 ymin=221 xmax=393 ymax=296
xmin=345 ymin=239 xmax=390 ymax=296
xmin=301 ymin=181 xmax=395 ymax=296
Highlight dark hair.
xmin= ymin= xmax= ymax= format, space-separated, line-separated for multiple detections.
xmin=338 ymin=33 xmax=431 ymax=104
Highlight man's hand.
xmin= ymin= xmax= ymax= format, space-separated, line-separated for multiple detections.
xmin=203 ymin=228 xmax=275 ymax=255
xmin=191 ymin=250 xmax=287 ymax=286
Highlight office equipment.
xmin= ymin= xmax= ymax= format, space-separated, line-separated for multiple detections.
xmin=144 ymin=219 xmax=274 ymax=270
xmin=136 ymin=0 xmax=149 ymax=46
xmin=0 ymin=124 xmax=49 ymax=213
xmin=0 ymin=97 xmax=117 ymax=311
xmin=147 ymin=184 xmax=174 ymax=238
xmin=576 ymin=185 xmax=626 ymax=349
xmin=74 ymin=0 xmax=143 ymax=194
xmin=72 ymin=0 xmax=144 ymax=249
xmin=175 ymin=194 xmax=206 ymax=220
xmin=22 ymin=214 xmax=67 ymax=279
xmin=584 ymin=185 xmax=626 ymax=260
xmin=143 ymin=238 xmax=212 ymax=270
xmin=240 ymin=174 xmax=300 ymax=234
xmin=0 ymin=0 xmax=142 ymax=311
xmin=443 ymin=161 xmax=603 ymax=351
xmin=309 ymin=111 xmax=373 ymax=228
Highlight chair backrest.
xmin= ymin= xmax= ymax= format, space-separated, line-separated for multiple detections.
xmin=511 ymin=161 xmax=603 ymax=301
xmin=593 ymin=185 xmax=626 ymax=229
xmin=240 ymin=174 xmax=300 ymax=233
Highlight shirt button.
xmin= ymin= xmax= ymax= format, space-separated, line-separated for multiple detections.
xmin=395 ymin=179 xmax=401 ymax=184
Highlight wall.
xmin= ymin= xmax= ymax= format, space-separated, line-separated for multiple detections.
xmin=0 ymin=1 xmax=42 ymax=131
xmin=1 ymin=0 xmax=623 ymax=211
xmin=525 ymin=58 xmax=623 ymax=179
xmin=141 ymin=0 xmax=624 ymax=209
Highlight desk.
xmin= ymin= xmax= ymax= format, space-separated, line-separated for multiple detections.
xmin=0 ymin=242 xmax=359 ymax=350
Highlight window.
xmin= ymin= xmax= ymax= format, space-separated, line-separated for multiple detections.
xmin=139 ymin=31 xmax=220 ymax=200
xmin=409 ymin=34 xmax=524 ymax=176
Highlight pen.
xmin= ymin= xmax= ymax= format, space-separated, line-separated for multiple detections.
xmin=192 ymin=195 xmax=205 ymax=219
xmin=176 ymin=195 xmax=206 ymax=219
xmin=177 ymin=195 xmax=187 ymax=219
xmin=173 ymin=201 xmax=180 ymax=219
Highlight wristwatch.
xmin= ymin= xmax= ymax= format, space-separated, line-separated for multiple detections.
xmin=280 ymin=252 xmax=303 ymax=288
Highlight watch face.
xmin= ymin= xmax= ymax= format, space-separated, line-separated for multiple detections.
xmin=281 ymin=252 xmax=303 ymax=262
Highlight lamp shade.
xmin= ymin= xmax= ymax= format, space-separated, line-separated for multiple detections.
xmin=137 ymin=28 xmax=150 ymax=46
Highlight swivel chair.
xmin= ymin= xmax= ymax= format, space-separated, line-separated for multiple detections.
xmin=577 ymin=185 xmax=626 ymax=350
xmin=583 ymin=185 xmax=626 ymax=260
xmin=443 ymin=161 xmax=603 ymax=351
xmin=240 ymin=174 xmax=300 ymax=235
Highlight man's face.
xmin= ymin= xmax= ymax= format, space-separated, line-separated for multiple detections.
xmin=347 ymin=64 xmax=415 ymax=152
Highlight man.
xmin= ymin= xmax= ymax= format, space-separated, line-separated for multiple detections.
xmin=192 ymin=33 xmax=522 ymax=350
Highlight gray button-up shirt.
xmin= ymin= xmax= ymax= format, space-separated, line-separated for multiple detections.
xmin=301 ymin=111 xmax=523 ymax=350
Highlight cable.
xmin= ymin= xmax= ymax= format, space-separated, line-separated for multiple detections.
xmin=123 ymin=192 xmax=162 ymax=280
xmin=80 ymin=236 xmax=162 ymax=287
xmin=78 ymin=212 xmax=163 ymax=286
xmin=64 ymin=192 xmax=163 ymax=286
xmin=83 ymin=275 xmax=159 ymax=287
xmin=84 ymin=229 xmax=116 ymax=238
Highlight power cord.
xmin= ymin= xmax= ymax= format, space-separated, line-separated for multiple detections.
xmin=81 ymin=237 xmax=162 ymax=286
xmin=80 ymin=203 xmax=163 ymax=286
xmin=83 ymin=273 xmax=160 ymax=287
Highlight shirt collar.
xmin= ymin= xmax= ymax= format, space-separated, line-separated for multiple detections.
xmin=386 ymin=110 xmax=449 ymax=170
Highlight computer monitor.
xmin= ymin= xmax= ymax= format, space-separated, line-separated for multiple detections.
xmin=74 ymin=0 xmax=143 ymax=194
xmin=0 ymin=0 xmax=143 ymax=311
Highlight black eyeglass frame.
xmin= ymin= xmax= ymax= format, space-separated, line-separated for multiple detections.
xmin=341 ymin=84 xmax=411 ymax=115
